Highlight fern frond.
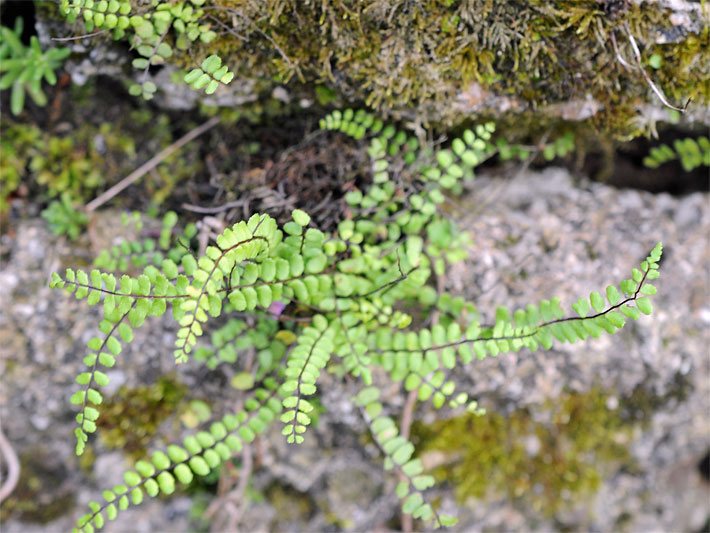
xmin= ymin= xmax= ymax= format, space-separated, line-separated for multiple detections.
xmin=371 ymin=243 xmax=663 ymax=379
xmin=72 ymin=301 xmax=136 ymax=456
xmin=643 ymin=136 xmax=709 ymax=171
xmin=59 ymin=0 xmax=132 ymax=38
xmin=184 ymin=55 xmax=234 ymax=95
xmin=279 ymin=315 xmax=335 ymax=444
xmin=93 ymin=211 xmax=193 ymax=272
xmin=356 ymin=386 xmax=458 ymax=528
xmin=74 ymin=379 xmax=282 ymax=532
xmin=174 ymin=214 xmax=278 ymax=363
xmin=50 ymin=265 xmax=187 ymax=320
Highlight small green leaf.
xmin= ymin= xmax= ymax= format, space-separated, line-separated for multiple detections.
xmin=292 ymin=209 xmax=311 ymax=227
xmin=174 ymin=463 xmax=194 ymax=484
xmin=636 ymin=297 xmax=653 ymax=315
xmin=589 ymin=291 xmax=605 ymax=312
xmin=230 ymin=372 xmax=254 ymax=390
xmin=157 ymin=471 xmax=175 ymax=494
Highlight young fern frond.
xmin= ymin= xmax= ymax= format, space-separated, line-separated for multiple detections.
xmin=59 ymin=0 xmax=132 ymax=38
xmin=50 ymin=264 xmax=189 ymax=454
xmin=60 ymin=0 xmax=229 ymax=99
xmin=184 ymin=55 xmax=235 ymax=95
xmin=93 ymin=211 xmax=193 ymax=272
xmin=175 ymin=214 xmax=278 ymax=363
xmin=193 ymin=318 xmax=284 ymax=371
xmin=71 ymin=301 xmax=135 ymax=456
xmin=371 ymin=243 xmax=663 ymax=409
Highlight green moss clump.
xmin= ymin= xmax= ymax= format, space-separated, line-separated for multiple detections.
xmin=0 ymin=448 xmax=76 ymax=524
xmin=264 ymin=483 xmax=315 ymax=528
xmin=97 ymin=375 xmax=188 ymax=458
xmin=412 ymin=387 xmax=642 ymax=516
xmin=0 ymin=121 xmax=134 ymax=212
xmin=0 ymin=103 xmax=202 ymax=216
xmin=190 ymin=0 xmax=707 ymax=136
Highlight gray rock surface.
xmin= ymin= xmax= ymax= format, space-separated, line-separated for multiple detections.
xmin=0 ymin=168 xmax=708 ymax=531
xmin=445 ymin=168 xmax=710 ymax=531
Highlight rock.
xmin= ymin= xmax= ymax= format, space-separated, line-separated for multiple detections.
xmin=439 ymin=166 xmax=710 ymax=531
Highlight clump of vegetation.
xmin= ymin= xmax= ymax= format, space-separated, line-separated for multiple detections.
xmin=0 ymin=120 xmax=39 ymax=213
xmin=0 ymin=121 xmax=130 ymax=211
xmin=59 ymin=0 xmax=232 ymax=99
xmin=0 ymin=18 xmax=70 ymax=115
xmin=0 ymin=111 xmax=201 ymax=218
xmin=49 ymin=109 xmax=664 ymax=531
xmin=643 ymin=136 xmax=710 ymax=171
xmin=187 ymin=0 xmax=706 ymax=134
xmin=41 ymin=192 xmax=88 ymax=240
xmin=49 ymin=1 xmax=706 ymax=135
xmin=413 ymin=387 xmax=639 ymax=516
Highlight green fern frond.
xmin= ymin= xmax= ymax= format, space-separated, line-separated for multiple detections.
xmin=371 ymin=243 xmax=663 ymax=406
xmin=184 ymin=55 xmax=235 ymax=95
xmin=59 ymin=0 xmax=132 ymax=38
xmin=280 ymin=315 xmax=335 ymax=444
xmin=356 ymin=386 xmax=457 ymax=528
xmin=643 ymin=136 xmax=710 ymax=171
xmin=174 ymin=214 xmax=278 ymax=363
xmin=71 ymin=301 xmax=135 ymax=456
xmin=74 ymin=379 xmax=282 ymax=532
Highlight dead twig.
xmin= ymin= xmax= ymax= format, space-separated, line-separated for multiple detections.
xmin=0 ymin=420 xmax=20 ymax=504
xmin=182 ymin=200 xmax=246 ymax=215
xmin=85 ymin=116 xmax=221 ymax=212
xmin=51 ymin=29 xmax=108 ymax=42
xmin=612 ymin=24 xmax=690 ymax=113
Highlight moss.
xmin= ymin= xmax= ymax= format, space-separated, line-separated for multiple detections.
xmin=184 ymin=0 xmax=708 ymax=137
xmin=97 ymin=374 xmax=188 ymax=458
xmin=263 ymin=482 xmax=315 ymax=528
xmin=0 ymin=81 xmax=205 ymax=216
xmin=0 ymin=119 xmax=132 ymax=207
xmin=0 ymin=448 xmax=76 ymax=524
xmin=411 ymin=387 xmax=660 ymax=516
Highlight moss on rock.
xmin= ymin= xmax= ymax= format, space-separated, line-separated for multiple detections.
xmin=97 ymin=375 xmax=188 ymax=458
xmin=191 ymin=0 xmax=708 ymax=136
xmin=411 ymin=387 xmax=652 ymax=516
xmin=0 ymin=448 xmax=76 ymax=524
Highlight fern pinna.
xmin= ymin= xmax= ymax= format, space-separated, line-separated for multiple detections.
xmin=51 ymin=110 xmax=664 ymax=531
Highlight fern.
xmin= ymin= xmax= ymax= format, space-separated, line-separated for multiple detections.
xmin=356 ymin=386 xmax=457 ymax=527
xmin=74 ymin=379 xmax=282 ymax=532
xmin=59 ymin=0 xmax=132 ymax=38
xmin=51 ymin=111 xmax=665 ymax=531
xmin=59 ymin=0 xmax=229 ymax=100
xmin=643 ymin=136 xmax=710 ymax=171
xmin=280 ymin=315 xmax=335 ymax=444
xmin=183 ymin=55 xmax=235 ymax=95
xmin=93 ymin=211 xmax=196 ymax=272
